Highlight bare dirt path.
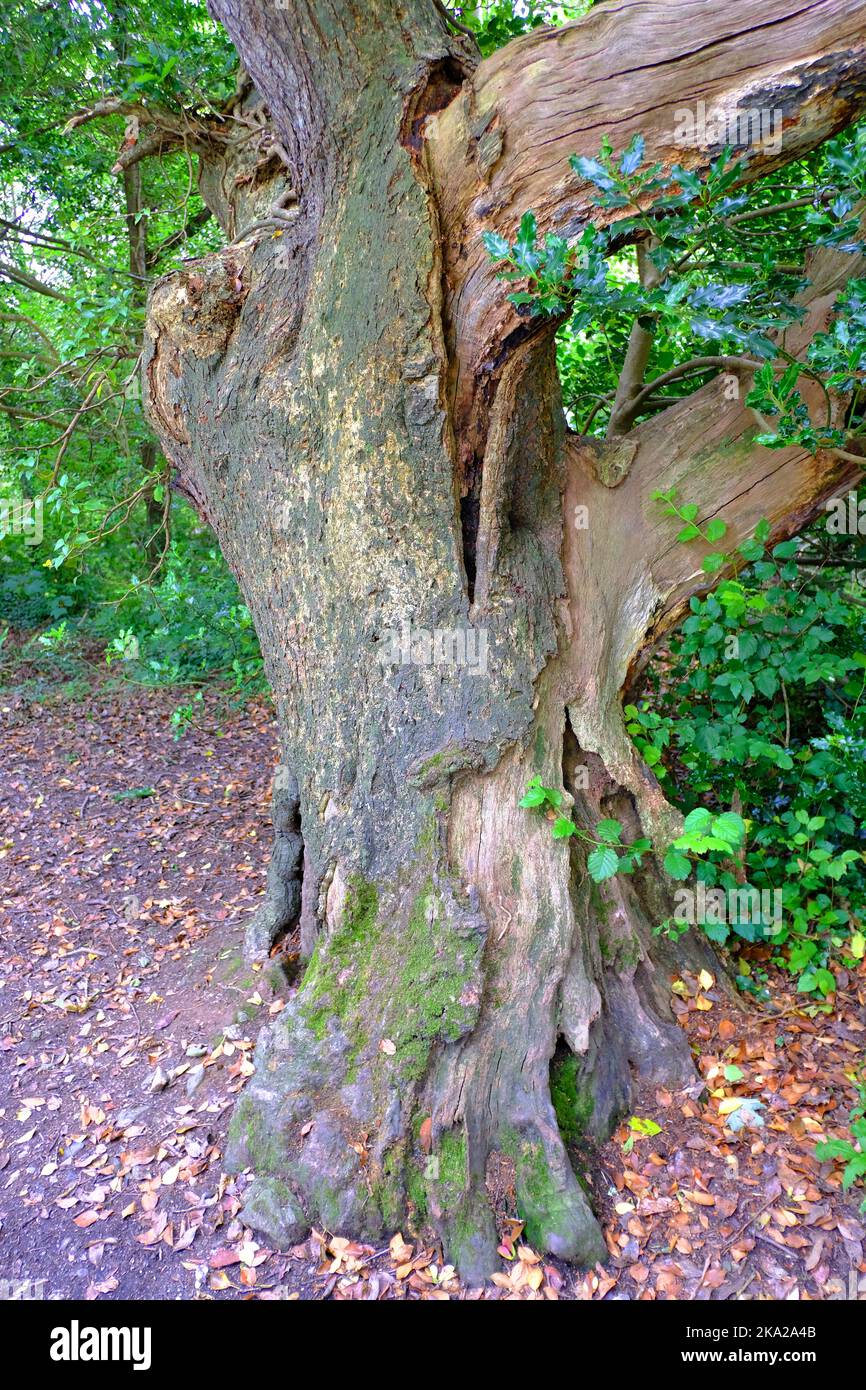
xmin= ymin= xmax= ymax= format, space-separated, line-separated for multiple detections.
xmin=1 ymin=681 xmax=863 ymax=1300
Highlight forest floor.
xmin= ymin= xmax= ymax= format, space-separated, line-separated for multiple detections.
xmin=1 ymin=670 xmax=865 ymax=1301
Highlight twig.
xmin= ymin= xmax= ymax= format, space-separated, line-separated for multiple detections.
xmin=720 ymin=1191 xmax=781 ymax=1254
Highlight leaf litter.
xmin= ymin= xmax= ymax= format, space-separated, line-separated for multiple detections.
xmin=1 ymin=680 xmax=864 ymax=1299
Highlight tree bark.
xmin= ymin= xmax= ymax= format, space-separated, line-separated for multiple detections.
xmin=143 ymin=0 xmax=866 ymax=1279
xmin=121 ymin=166 xmax=169 ymax=576
xmin=111 ymin=8 xmax=170 ymax=576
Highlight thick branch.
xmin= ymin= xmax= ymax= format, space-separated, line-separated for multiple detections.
xmin=567 ymin=227 xmax=866 ymax=696
xmin=427 ymin=0 xmax=866 ymax=487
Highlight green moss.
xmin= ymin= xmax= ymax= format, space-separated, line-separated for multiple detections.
xmin=434 ymin=1129 xmax=468 ymax=1206
xmin=410 ymin=743 xmax=472 ymax=788
xmin=615 ymin=937 xmax=642 ymax=971
xmin=389 ymin=883 xmax=481 ymax=1082
xmin=597 ymin=930 xmax=641 ymax=973
xmin=299 ymin=875 xmax=379 ymax=1044
xmin=426 ymin=1128 xmax=495 ymax=1273
xmin=502 ymin=1129 xmax=578 ymax=1253
xmin=266 ymin=961 xmax=290 ymax=992
xmin=312 ymin=1181 xmax=341 ymax=1231
xmin=510 ymin=854 xmax=522 ymax=895
xmin=449 ymin=1200 xmax=485 ymax=1258
xmin=590 ymin=880 xmax=610 ymax=927
xmin=370 ymin=1146 xmax=406 ymax=1231
xmin=590 ymin=879 xmax=645 ymax=972
xmin=298 ymin=874 xmax=482 ymax=1098
xmin=343 ymin=877 xmax=379 ymax=936
xmin=415 ymin=808 xmax=440 ymax=860
xmin=264 ymin=1177 xmax=293 ymax=1205
xmin=533 ymin=725 xmax=546 ymax=771
xmin=406 ymin=1157 xmax=429 ymax=1226
xmin=228 ymin=1094 xmax=286 ymax=1174
xmin=550 ymin=1053 xmax=594 ymax=1146
xmin=417 ymin=751 xmax=444 ymax=776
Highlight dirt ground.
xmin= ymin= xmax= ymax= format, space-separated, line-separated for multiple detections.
xmin=1 ymin=678 xmax=864 ymax=1300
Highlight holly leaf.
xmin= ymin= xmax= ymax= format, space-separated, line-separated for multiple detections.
xmin=482 ymin=231 xmax=512 ymax=261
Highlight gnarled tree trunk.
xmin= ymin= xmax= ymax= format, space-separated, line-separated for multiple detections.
xmin=144 ymin=0 xmax=866 ymax=1280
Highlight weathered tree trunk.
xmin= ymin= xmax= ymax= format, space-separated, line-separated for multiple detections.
xmin=144 ymin=0 xmax=866 ymax=1279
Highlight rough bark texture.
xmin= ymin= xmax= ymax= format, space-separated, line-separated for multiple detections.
xmin=143 ymin=0 xmax=866 ymax=1279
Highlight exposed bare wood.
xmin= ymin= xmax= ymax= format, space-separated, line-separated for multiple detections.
xmin=426 ymin=0 xmax=866 ymax=521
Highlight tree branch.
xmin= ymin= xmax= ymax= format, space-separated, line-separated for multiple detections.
xmin=622 ymin=355 xmax=766 ymax=419
xmin=606 ymin=239 xmax=662 ymax=437
xmin=567 ymin=223 xmax=866 ymax=692
xmin=146 ymin=207 xmax=212 ymax=268
xmin=0 ymin=259 xmax=70 ymax=302
xmin=427 ymin=0 xmax=866 ymax=478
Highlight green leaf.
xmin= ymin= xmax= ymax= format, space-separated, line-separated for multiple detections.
xmin=619 ymin=134 xmax=645 ymax=176
xmin=702 ymin=552 xmax=726 ymax=574
xmin=842 ymin=1154 xmax=866 ymax=1190
xmin=754 ymin=668 xmax=778 ymax=697
xmin=515 ymin=210 xmax=538 ymax=254
xmin=596 ymin=818 xmax=623 ymax=844
xmin=112 ymin=786 xmax=155 ymax=802
xmin=705 ymin=517 xmax=727 ymax=543
xmin=664 ymin=847 xmax=692 ymax=880
xmin=519 ymin=786 xmax=546 ymax=808
xmin=815 ymin=967 xmax=836 ymax=997
xmin=702 ymin=919 xmax=730 ymax=945
xmin=552 ymin=816 xmax=576 ymax=839
xmin=587 ymin=846 xmax=620 ymax=882
xmin=628 ymin=1115 xmax=662 ymax=1137
xmin=570 ymin=155 xmax=617 ymax=191
xmin=711 ymin=811 xmax=746 ymax=847
xmin=815 ymin=1139 xmax=856 ymax=1161
xmin=482 ymin=230 xmax=512 ymax=261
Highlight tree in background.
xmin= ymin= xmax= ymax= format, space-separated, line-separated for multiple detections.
xmin=0 ymin=0 xmax=264 ymax=683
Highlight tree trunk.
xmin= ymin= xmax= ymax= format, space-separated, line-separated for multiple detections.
xmin=143 ymin=0 xmax=866 ymax=1279
xmin=122 ymin=154 xmax=168 ymax=577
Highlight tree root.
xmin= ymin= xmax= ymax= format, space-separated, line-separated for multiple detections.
xmin=244 ymin=765 xmax=303 ymax=962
